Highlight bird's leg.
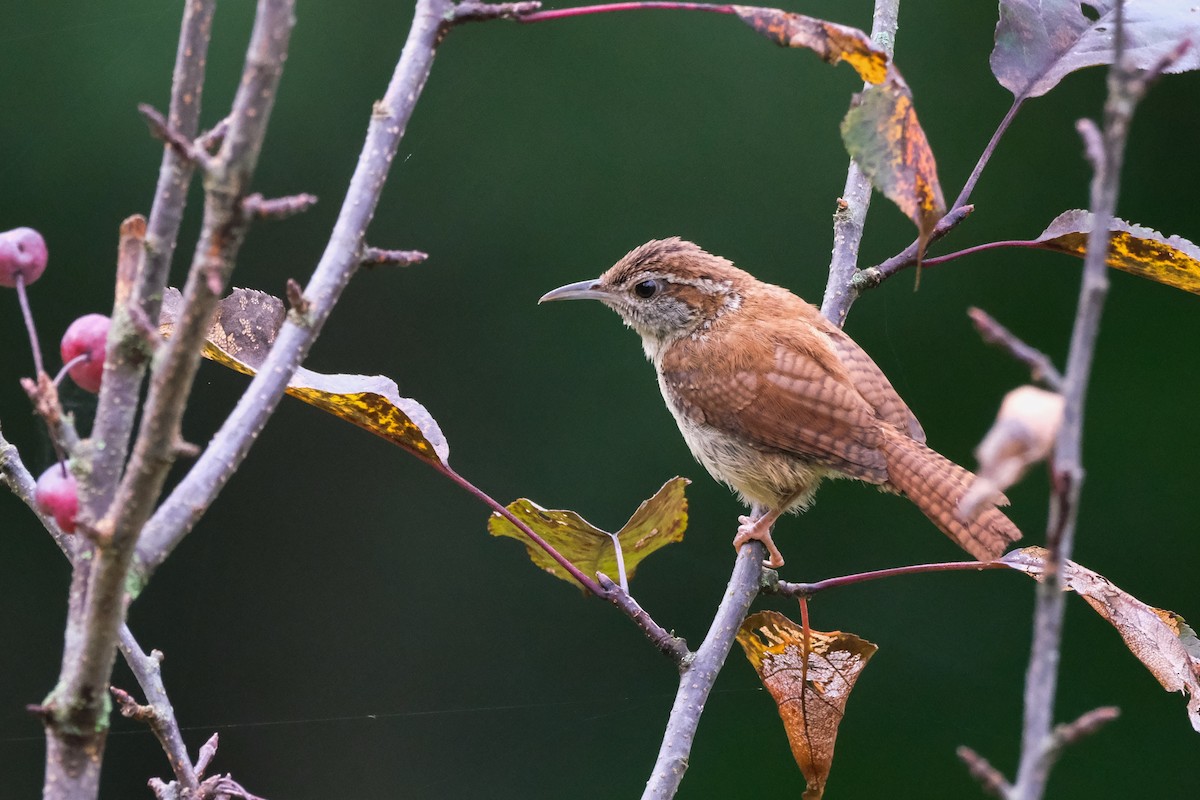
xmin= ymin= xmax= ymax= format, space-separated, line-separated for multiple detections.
xmin=733 ymin=503 xmax=786 ymax=569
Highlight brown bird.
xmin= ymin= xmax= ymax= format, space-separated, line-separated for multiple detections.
xmin=540 ymin=237 xmax=1021 ymax=568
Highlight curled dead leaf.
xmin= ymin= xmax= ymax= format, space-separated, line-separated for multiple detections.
xmin=1002 ymin=547 xmax=1200 ymax=732
xmin=961 ymin=386 xmax=1064 ymax=519
xmin=732 ymin=6 xmax=888 ymax=85
xmin=736 ymin=610 xmax=877 ymax=799
xmin=487 ymin=477 xmax=689 ymax=592
xmin=159 ymin=287 xmax=449 ymax=464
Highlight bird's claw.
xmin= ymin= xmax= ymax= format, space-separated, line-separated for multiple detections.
xmin=733 ymin=516 xmax=785 ymax=569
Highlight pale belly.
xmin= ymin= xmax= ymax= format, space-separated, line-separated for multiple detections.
xmin=671 ymin=411 xmax=830 ymax=513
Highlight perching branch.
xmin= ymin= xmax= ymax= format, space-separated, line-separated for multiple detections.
xmin=641 ymin=542 xmax=765 ymax=799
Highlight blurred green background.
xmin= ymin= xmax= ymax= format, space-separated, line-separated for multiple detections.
xmin=1 ymin=1 xmax=1197 ymax=797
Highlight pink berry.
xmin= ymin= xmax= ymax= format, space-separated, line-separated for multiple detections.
xmin=60 ymin=314 xmax=111 ymax=393
xmin=35 ymin=463 xmax=79 ymax=534
xmin=0 ymin=227 xmax=48 ymax=288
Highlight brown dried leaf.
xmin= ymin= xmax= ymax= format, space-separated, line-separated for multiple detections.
xmin=991 ymin=0 xmax=1200 ymax=101
xmin=961 ymin=386 xmax=1064 ymax=519
xmin=487 ymin=477 xmax=688 ymax=592
xmin=159 ymin=288 xmax=449 ymax=464
xmin=733 ymin=6 xmax=888 ymax=84
xmin=1035 ymin=210 xmax=1200 ymax=295
xmin=736 ymin=610 xmax=877 ymax=799
xmin=1002 ymin=547 xmax=1200 ymax=731
xmin=841 ymin=74 xmax=946 ymax=253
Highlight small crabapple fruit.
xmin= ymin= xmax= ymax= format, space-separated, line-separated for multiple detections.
xmin=35 ymin=463 xmax=79 ymax=534
xmin=0 ymin=227 xmax=48 ymax=288
xmin=60 ymin=314 xmax=111 ymax=393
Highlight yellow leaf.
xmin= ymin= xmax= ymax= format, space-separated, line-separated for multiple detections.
xmin=1002 ymin=547 xmax=1200 ymax=731
xmin=733 ymin=6 xmax=889 ymax=85
xmin=736 ymin=610 xmax=877 ymax=799
xmin=1036 ymin=210 xmax=1200 ymax=295
xmin=159 ymin=287 xmax=448 ymax=464
xmin=487 ymin=477 xmax=688 ymax=592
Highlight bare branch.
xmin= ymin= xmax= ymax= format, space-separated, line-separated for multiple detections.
xmin=967 ymin=308 xmax=1064 ymax=390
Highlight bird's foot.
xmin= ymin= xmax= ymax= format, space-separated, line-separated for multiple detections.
xmin=733 ymin=516 xmax=785 ymax=569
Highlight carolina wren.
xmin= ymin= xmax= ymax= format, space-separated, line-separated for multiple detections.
xmin=540 ymin=237 xmax=1020 ymax=568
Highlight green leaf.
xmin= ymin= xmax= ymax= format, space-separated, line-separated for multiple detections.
xmin=488 ymin=477 xmax=688 ymax=592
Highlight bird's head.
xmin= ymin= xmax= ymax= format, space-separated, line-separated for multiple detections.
xmin=539 ymin=237 xmax=747 ymax=358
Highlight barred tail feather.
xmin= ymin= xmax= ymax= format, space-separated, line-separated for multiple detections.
xmin=880 ymin=430 xmax=1021 ymax=560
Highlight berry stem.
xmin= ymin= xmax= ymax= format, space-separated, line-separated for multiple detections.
xmin=15 ymin=273 xmax=45 ymax=377
xmin=54 ymin=354 xmax=91 ymax=387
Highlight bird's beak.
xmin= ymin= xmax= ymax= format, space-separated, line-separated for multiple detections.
xmin=538 ymin=278 xmax=608 ymax=304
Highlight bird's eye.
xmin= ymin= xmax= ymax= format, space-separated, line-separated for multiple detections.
xmin=633 ymin=279 xmax=659 ymax=299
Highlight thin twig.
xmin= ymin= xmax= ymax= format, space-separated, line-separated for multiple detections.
xmin=360 ymin=246 xmax=429 ymax=268
xmin=958 ymin=745 xmax=1012 ymax=800
xmin=597 ymin=573 xmax=691 ymax=666
xmin=967 ymin=308 xmax=1064 ymax=390
xmin=242 ymin=192 xmax=319 ymax=220
xmin=114 ymin=627 xmax=201 ymax=792
xmin=138 ymin=104 xmax=211 ymax=168
xmin=643 ymin=1 xmax=900 ymax=796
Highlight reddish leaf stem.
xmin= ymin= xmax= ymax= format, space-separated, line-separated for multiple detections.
xmin=919 ymin=238 xmax=1041 ymax=267
xmin=519 ymin=1 xmax=733 ymax=23
xmin=433 ymin=462 xmax=605 ymax=596
xmin=770 ymin=559 xmax=1007 ymax=597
